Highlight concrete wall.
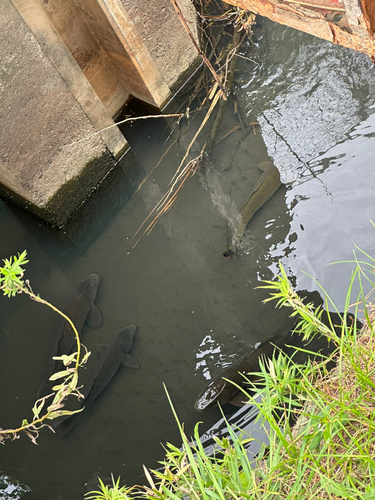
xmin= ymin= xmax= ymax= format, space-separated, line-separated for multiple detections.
xmin=1 ymin=0 xmax=200 ymax=225
xmin=121 ymin=0 xmax=200 ymax=93
xmin=1 ymin=0 xmax=118 ymax=226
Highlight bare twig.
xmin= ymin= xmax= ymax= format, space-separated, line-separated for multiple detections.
xmin=63 ymin=114 xmax=183 ymax=148
xmin=170 ymin=0 xmax=227 ymax=100
xmin=202 ymin=26 xmax=243 ymax=159
xmin=132 ymin=6 xmax=253 ymax=247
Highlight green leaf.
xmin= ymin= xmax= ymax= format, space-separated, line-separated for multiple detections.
xmin=0 ymin=251 xmax=28 ymax=296
xmin=46 ymin=408 xmax=83 ymax=419
xmin=49 ymin=370 xmax=73 ymax=381
xmin=53 ymin=353 xmax=77 ymax=366
xmin=32 ymin=398 xmax=45 ymax=418
xmin=364 ymin=487 xmax=375 ymax=499
xmin=321 ymin=477 xmax=356 ymax=498
xmin=308 ymin=430 xmax=323 ymax=450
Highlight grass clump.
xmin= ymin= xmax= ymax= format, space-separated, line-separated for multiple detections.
xmin=88 ymin=244 xmax=375 ymax=500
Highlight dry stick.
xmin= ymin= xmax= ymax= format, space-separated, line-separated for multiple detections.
xmin=132 ymin=159 xmax=199 ymax=247
xmin=196 ymin=9 xmax=235 ymax=22
xmin=191 ymin=29 xmax=223 ymax=99
xmin=63 ymin=114 xmax=183 ymax=148
xmin=169 ymin=88 xmax=221 ymax=185
xmin=216 ymin=124 xmax=242 ymax=144
xmin=133 ymin=156 xmax=200 ymax=240
xmin=132 ymin=90 xmax=220 ymax=247
xmin=202 ymin=27 xmax=242 ymax=160
xmin=136 ymin=139 xmax=177 ymax=193
xmin=233 ymin=93 xmax=249 ymax=134
xmin=136 ymin=87 xmax=219 ymax=193
xmin=169 ymin=0 xmax=227 ymax=100
xmin=132 ymin=11 xmax=243 ymax=247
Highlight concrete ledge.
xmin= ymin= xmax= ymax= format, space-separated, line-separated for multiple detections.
xmin=1 ymin=0 xmax=200 ymax=225
xmin=0 ymin=150 xmax=115 ymax=227
xmin=1 ymin=0 xmax=121 ymax=225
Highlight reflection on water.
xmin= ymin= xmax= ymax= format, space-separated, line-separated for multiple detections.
xmin=195 ymin=332 xmax=246 ymax=380
xmin=241 ymin=16 xmax=375 ymax=184
xmin=236 ymin=17 xmax=375 ymax=303
xmin=0 ymin=473 xmax=30 ymax=499
xmin=195 ymin=333 xmax=222 ymax=380
xmin=1 ymin=15 xmax=375 ymax=500
xmin=198 ymin=394 xmax=268 ymax=463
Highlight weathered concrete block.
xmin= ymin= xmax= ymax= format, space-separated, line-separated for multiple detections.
xmin=120 ymin=0 xmax=200 ymax=94
xmin=1 ymin=0 xmax=119 ymax=226
xmin=1 ymin=0 xmax=200 ymax=225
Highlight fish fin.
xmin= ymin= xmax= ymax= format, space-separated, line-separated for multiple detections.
xmin=122 ymin=353 xmax=139 ymax=369
xmin=97 ymin=344 xmax=107 ymax=355
xmin=37 ymin=376 xmax=54 ymax=401
xmin=86 ymin=304 xmax=102 ymax=328
xmin=56 ymin=413 xmax=79 ymax=437
xmin=228 ymin=391 xmax=248 ymax=407
xmin=251 ymin=167 xmax=273 ymax=194
xmin=119 ymin=325 xmax=137 ymax=352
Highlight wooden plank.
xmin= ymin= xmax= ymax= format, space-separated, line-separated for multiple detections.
xmin=226 ymin=0 xmax=375 ymax=61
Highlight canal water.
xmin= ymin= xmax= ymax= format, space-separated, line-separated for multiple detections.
xmin=1 ymin=16 xmax=375 ymax=500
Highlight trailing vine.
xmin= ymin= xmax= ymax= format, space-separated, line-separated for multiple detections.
xmin=0 ymin=251 xmax=89 ymax=444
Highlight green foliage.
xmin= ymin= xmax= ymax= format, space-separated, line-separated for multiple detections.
xmin=0 ymin=250 xmax=28 ymax=297
xmin=85 ymin=476 xmax=134 ymax=500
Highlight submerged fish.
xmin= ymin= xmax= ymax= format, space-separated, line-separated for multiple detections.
xmin=223 ymin=162 xmax=282 ymax=258
xmin=82 ymin=325 xmax=139 ymax=407
xmin=195 ymin=330 xmax=290 ymax=411
xmin=57 ymin=325 xmax=139 ymax=435
xmin=37 ymin=274 xmax=102 ymax=399
xmin=195 ymin=309 xmax=363 ymax=412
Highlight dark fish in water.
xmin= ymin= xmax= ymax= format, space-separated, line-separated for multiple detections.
xmin=82 ymin=325 xmax=139 ymax=407
xmin=195 ymin=331 xmax=290 ymax=411
xmin=57 ymin=325 xmax=139 ymax=435
xmin=37 ymin=274 xmax=102 ymax=399
xmin=223 ymin=162 xmax=282 ymax=258
xmin=195 ymin=310 xmax=363 ymax=412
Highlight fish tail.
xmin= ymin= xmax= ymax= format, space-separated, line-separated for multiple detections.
xmin=223 ymin=229 xmax=241 ymax=259
xmin=223 ymin=220 xmax=239 ymax=259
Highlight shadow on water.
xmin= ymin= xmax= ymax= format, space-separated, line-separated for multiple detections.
xmin=5 ymin=148 xmax=144 ymax=257
xmin=1 ymin=16 xmax=375 ymax=500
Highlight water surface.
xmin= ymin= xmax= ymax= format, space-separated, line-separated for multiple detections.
xmin=1 ymin=16 xmax=375 ymax=499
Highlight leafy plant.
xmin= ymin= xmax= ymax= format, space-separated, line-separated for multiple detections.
xmin=85 ymin=476 xmax=135 ymax=500
xmin=0 ymin=250 xmax=90 ymax=444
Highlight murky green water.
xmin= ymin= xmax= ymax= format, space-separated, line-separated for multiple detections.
xmin=1 ymin=16 xmax=375 ymax=500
